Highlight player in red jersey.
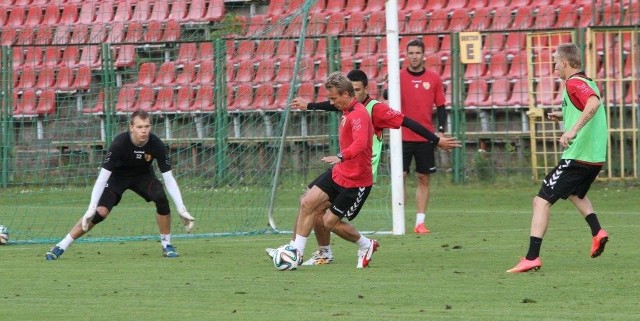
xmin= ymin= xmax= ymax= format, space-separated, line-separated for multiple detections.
xmin=271 ymin=72 xmax=379 ymax=268
xmin=400 ymin=39 xmax=448 ymax=234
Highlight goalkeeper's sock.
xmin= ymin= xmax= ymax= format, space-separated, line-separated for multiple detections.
xmin=356 ymin=235 xmax=371 ymax=251
xmin=415 ymin=213 xmax=426 ymax=227
xmin=292 ymin=234 xmax=307 ymax=256
xmin=525 ymin=236 xmax=543 ymax=260
xmin=160 ymin=234 xmax=171 ymax=248
xmin=57 ymin=234 xmax=75 ymax=250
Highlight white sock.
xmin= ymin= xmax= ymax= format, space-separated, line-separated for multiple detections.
xmin=416 ymin=213 xmax=426 ymax=226
xmin=356 ymin=235 xmax=371 ymax=251
xmin=319 ymin=245 xmax=332 ymax=256
xmin=57 ymin=234 xmax=75 ymax=250
xmin=292 ymin=234 xmax=307 ymax=256
xmin=160 ymin=234 xmax=171 ymax=248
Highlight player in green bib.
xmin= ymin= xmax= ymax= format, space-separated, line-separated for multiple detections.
xmin=508 ymin=43 xmax=609 ymax=273
xmin=266 ymin=70 xmax=460 ymax=265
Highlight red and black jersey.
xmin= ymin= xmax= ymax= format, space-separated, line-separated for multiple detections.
xmin=102 ymin=132 xmax=171 ymax=176
xmin=399 ymin=68 xmax=446 ymax=142
xmin=362 ymin=96 xmax=405 ymax=140
xmin=332 ymin=98 xmax=374 ymax=188
xmin=565 ymin=72 xmax=599 ymax=111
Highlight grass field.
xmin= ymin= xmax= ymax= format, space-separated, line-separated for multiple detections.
xmin=1 ymin=180 xmax=639 ymax=320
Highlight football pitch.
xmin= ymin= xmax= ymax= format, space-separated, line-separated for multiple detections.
xmin=2 ymin=180 xmax=639 ymax=320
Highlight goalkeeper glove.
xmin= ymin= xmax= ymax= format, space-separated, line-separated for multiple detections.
xmin=81 ymin=206 xmax=96 ymax=232
xmin=178 ymin=207 xmax=195 ymax=233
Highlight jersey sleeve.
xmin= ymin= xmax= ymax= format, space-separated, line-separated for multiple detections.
xmin=101 ymin=140 xmax=122 ymax=171
xmin=371 ymin=102 xmax=404 ymax=129
xmin=152 ymin=137 xmax=172 ymax=173
xmin=566 ymin=78 xmax=598 ymax=111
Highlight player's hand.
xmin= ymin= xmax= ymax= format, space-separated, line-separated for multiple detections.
xmin=178 ymin=207 xmax=195 ymax=233
xmin=291 ymin=97 xmax=309 ymax=110
xmin=437 ymin=136 xmax=462 ymax=151
xmin=547 ymin=111 xmax=562 ymax=122
xmin=81 ymin=206 xmax=96 ymax=232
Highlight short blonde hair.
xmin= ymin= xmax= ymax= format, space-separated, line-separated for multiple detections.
xmin=324 ymin=72 xmax=355 ymax=97
xmin=556 ymin=43 xmax=582 ymax=69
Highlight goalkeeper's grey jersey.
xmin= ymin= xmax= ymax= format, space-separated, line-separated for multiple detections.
xmin=102 ymin=132 xmax=171 ymax=176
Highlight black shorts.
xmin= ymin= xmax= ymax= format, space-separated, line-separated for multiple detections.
xmin=403 ymin=141 xmax=436 ymax=174
xmin=97 ymin=172 xmax=166 ymax=211
xmin=310 ymin=169 xmax=372 ymax=221
xmin=538 ymin=159 xmax=602 ymax=205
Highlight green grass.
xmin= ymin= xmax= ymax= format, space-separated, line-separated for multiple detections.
xmin=1 ymin=180 xmax=639 ymax=320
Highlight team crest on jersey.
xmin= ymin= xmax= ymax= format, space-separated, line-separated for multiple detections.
xmin=145 ymin=154 xmax=153 ymax=162
xmin=423 ymin=82 xmax=431 ymax=90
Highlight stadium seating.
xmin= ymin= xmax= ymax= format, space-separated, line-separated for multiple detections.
xmin=345 ymin=11 xmax=366 ymax=34
xmin=153 ymin=86 xmax=176 ymax=113
xmin=425 ymin=9 xmax=449 ymax=33
xmin=489 ymin=77 xmax=512 ymax=107
xmin=506 ymin=78 xmax=529 ymax=107
xmin=464 ymin=79 xmax=491 ymax=108
xmin=486 ymin=52 xmax=509 ymax=79
xmin=555 ymin=5 xmax=578 ymax=28
xmin=154 ymin=62 xmax=177 ymax=87
xmin=194 ymin=60 xmax=214 ymax=85
xmin=176 ymin=86 xmax=195 ymax=112
xmin=176 ymin=62 xmax=197 ymax=86
xmin=449 ymin=8 xmax=471 ymax=32
xmin=405 ymin=11 xmax=428 ymax=34
xmin=467 ymin=7 xmax=492 ymax=31
xmin=192 ymin=85 xmax=216 ymax=112
xmin=490 ymin=7 xmax=512 ymax=31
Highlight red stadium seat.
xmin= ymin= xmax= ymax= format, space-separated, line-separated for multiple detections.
xmin=229 ymin=83 xmax=253 ymax=111
xmin=325 ymin=0 xmax=346 ymax=13
xmin=233 ymin=60 xmax=255 ymax=84
xmin=6 ymin=7 xmax=26 ymax=28
xmin=131 ymin=0 xmax=151 ymax=22
xmin=194 ymin=60 xmax=214 ymax=85
xmin=162 ymin=20 xmax=181 ymax=42
xmin=298 ymin=58 xmax=315 ymax=83
xmin=70 ymin=24 xmax=89 ymax=45
xmin=274 ymin=83 xmax=291 ymax=110
xmin=326 ymin=12 xmax=346 ymax=36
xmin=16 ymin=67 xmax=36 ymax=91
xmin=315 ymin=59 xmax=328 ymax=83
xmin=254 ymin=59 xmax=277 ymax=83
xmin=113 ymin=45 xmax=136 ymax=68
xmin=254 ymin=84 xmax=276 ymax=110
xmin=464 ymin=60 xmax=487 ymax=79
xmin=12 ymin=49 xmax=25 ymax=70
xmin=486 ymin=52 xmax=509 ymax=79
xmin=536 ymin=78 xmax=560 ymax=106
xmin=107 ymin=22 xmax=126 ymax=43
xmin=199 ymin=42 xmax=214 ymax=61
xmin=533 ymin=50 xmax=553 ymax=77
xmin=364 ymin=0 xmax=385 ymax=12
xmin=512 ymin=7 xmax=534 ymax=30
xmin=464 ymin=79 xmax=491 ymax=108
xmin=486 ymin=0 xmax=510 ymax=6
xmin=55 ymin=66 xmax=75 ymax=92
xmin=601 ymin=3 xmax=623 ymax=26
xmin=150 ymin=0 xmax=169 ymax=22
xmin=534 ymin=6 xmax=556 ymax=29
xmin=136 ymin=62 xmax=157 ymax=87
xmin=339 ymin=37 xmax=356 ymax=60
xmin=425 ymin=9 xmax=449 ymax=33
xmin=144 ymin=21 xmax=164 ymax=43
xmin=84 ymin=91 xmax=105 ymax=114
xmin=359 ymin=56 xmax=379 ymax=80
xmin=175 ymin=62 xmax=196 ymax=86
xmin=135 ymin=87 xmax=156 ymax=112
xmin=188 ymin=88 xmax=214 ymax=114
xmin=405 ymin=11 xmax=428 ymax=34
xmin=446 ymin=0 xmax=468 ymax=10
xmin=483 ymin=33 xmax=505 ymax=55
xmin=116 ymin=86 xmax=136 ymax=113
xmin=275 ymin=40 xmax=297 ymax=59
xmin=467 ymin=7 xmax=492 ymax=31
xmin=506 ymin=78 xmax=529 ymax=107
xmin=168 ymin=0 xmax=189 ymax=22
xmin=16 ymin=26 xmax=36 ymax=46
xmin=204 ymin=0 xmax=225 ymax=22
xmin=296 ymin=82 xmax=316 ymax=108
xmin=504 ymin=32 xmax=526 ymax=55
xmin=71 ymin=66 xmax=91 ymax=91
xmin=35 ymin=26 xmax=54 ymax=45
xmin=176 ymin=43 xmax=198 ymax=66
xmin=509 ymin=0 xmax=532 ymax=9
xmin=489 ymin=77 xmax=512 ymax=107
xmin=307 ymin=13 xmax=327 ymax=36
xmin=449 ymin=8 xmax=471 ymax=32
xmin=88 ymin=24 xmax=109 ymax=44
xmin=52 ymin=26 xmax=72 ymax=45
xmin=230 ymin=41 xmax=255 ymax=64
xmin=313 ymin=38 xmax=326 ymax=61
xmin=43 ymin=4 xmax=62 ymax=26
xmin=623 ymin=2 xmax=640 ymax=26
xmin=23 ymin=47 xmax=43 ymax=69
xmin=176 ymin=86 xmax=195 ymax=112
xmin=153 ymin=86 xmax=175 ymax=112
xmin=365 ymin=11 xmax=385 ymax=35
xmin=113 ymin=0 xmax=133 ymax=22
xmin=555 ymin=5 xmax=578 ymax=28
xmin=125 ymin=22 xmax=144 ymax=43
xmin=95 ymin=0 xmax=115 ymax=24
xmin=265 ymin=0 xmax=286 ymax=17
xmin=24 ymin=5 xmax=44 ymax=27
xmin=345 ymin=11 xmax=366 ymax=34
xmin=354 ymin=37 xmax=378 ymax=60
xmin=42 ymin=47 xmax=61 ymax=69
xmin=490 ymin=7 xmax=512 ymax=31
xmin=15 ymin=89 xmax=38 ymax=116
xmin=404 ymin=0 xmax=427 ymax=11
xmin=425 ymin=54 xmax=443 ymax=76
xmin=274 ymin=60 xmax=294 ymax=84
xmin=507 ymin=52 xmax=528 ymax=79
xmin=78 ymin=2 xmax=97 ymax=25
xmin=36 ymin=89 xmax=56 ymax=115
xmin=466 ymin=0 xmax=488 ymax=9
xmin=78 ymin=46 xmax=101 ymax=68
xmin=255 ymin=40 xmax=276 ymax=60
xmin=154 ymin=62 xmax=177 ymax=86
xmin=345 ymin=0 xmax=366 ymax=12
xmin=0 ymin=27 xmax=17 ymax=46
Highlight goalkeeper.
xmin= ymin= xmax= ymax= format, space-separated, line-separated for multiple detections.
xmin=45 ymin=110 xmax=195 ymax=260
xmin=267 ymin=69 xmax=460 ymax=265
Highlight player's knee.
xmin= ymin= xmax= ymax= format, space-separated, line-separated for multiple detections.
xmin=91 ymin=211 xmax=106 ymax=225
xmin=154 ymin=195 xmax=171 ymax=215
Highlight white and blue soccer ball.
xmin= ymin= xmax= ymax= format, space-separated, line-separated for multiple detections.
xmin=272 ymin=245 xmax=300 ymax=271
xmin=0 ymin=225 xmax=8 ymax=245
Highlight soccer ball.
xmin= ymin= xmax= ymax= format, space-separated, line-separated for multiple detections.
xmin=0 ymin=225 xmax=8 ymax=245
xmin=272 ymin=245 xmax=300 ymax=271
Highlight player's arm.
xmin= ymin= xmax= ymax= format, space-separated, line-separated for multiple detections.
xmin=559 ymin=95 xmax=601 ymax=148
xmin=162 ymin=170 xmax=194 ymax=233
xmin=81 ymin=168 xmax=112 ymax=231
xmin=291 ymin=97 xmax=338 ymax=111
